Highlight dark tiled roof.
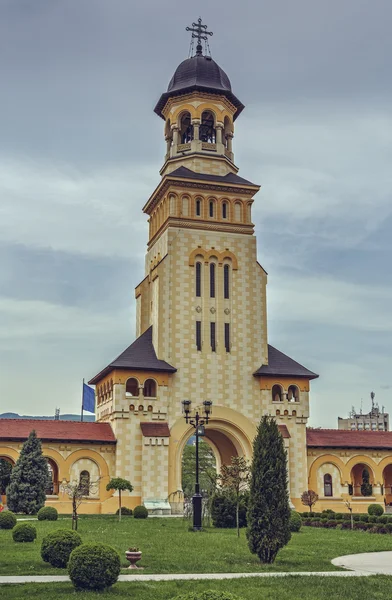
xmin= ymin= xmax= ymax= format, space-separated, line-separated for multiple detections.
xmin=154 ymin=55 xmax=244 ymax=120
xmin=89 ymin=327 xmax=176 ymax=384
xmin=278 ymin=424 xmax=291 ymax=439
xmin=169 ymin=166 xmax=257 ymax=187
xmin=140 ymin=422 xmax=170 ymax=437
xmin=254 ymin=345 xmax=319 ymax=380
xmin=307 ymin=428 xmax=392 ymax=449
xmin=0 ymin=419 xmax=116 ymax=444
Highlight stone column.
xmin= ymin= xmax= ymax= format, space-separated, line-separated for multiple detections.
xmin=226 ymin=133 xmax=233 ymax=153
xmin=192 ymin=120 xmax=200 ymax=141
xmin=216 ymin=125 xmax=223 ymax=144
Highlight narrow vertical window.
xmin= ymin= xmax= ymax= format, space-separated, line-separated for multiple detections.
xmin=196 ymin=262 xmax=201 ymax=297
xmin=224 ymin=265 xmax=230 ymax=299
xmin=224 ymin=323 xmax=230 ymax=352
xmin=210 ymin=263 xmax=215 ymax=298
xmin=324 ymin=473 xmax=333 ymax=497
xmin=222 ymin=203 xmax=227 ymax=219
xmin=196 ymin=321 xmax=202 ymax=351
xmin=210 ymin=322 xmax=216 ymax=352
xmin=196 ymin=199 xmax=201 ymax=216
xmin=209 ymin=201 xmax=214 ymax=217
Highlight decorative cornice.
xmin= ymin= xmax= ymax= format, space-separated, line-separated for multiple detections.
xmin=144 ymin=177 xmax=257 ymax=215
xmin=159 ymin=152 xmax=239 ymax=178
xmin=161 ymin=91 xmax=237 ymax=121
xmin=148 ymin=217 xmax=254 ymax=249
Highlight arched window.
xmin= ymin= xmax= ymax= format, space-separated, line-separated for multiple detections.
xmin=272 ymin=384 xmax=283 ymax=402
xmin=210 ymin=263 xmax=216 ymax=298
xmin=287 ymin=385 xmax=299 ymax=402
xmin=224 ymin=265 xmax=230 ymax=299
xmin=222 ymin=202 xmax=228 ymax=219
xmin=195 ymin=198 xmax=201 ymax=217
xmin=182 ymin=197 xmax=189 ymax=216
xmin=324 ymin=473 xmax=333 ymax=497
xmin=46 ymin=459 xmax=59 ymax=495
xmin=79 ymin=470 xmax=90 ymax=496
xmin=234 ymin=202 xmax=242 ymax=221
xmin=144 ymin=379 xmax=157 ymax=397
xmin=209 ymin=200 xmax=214 ymax=218
xmin=179 ymin=112 xmax=193 ymax=143
xmin=200 ymin=111 xmax=216 ymax=143
xmin=196 ymin=262 xmax=202 ymax=297
xmin=126 ymin=378 xmax=139 ymax=397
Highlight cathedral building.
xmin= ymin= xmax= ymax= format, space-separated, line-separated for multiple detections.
xmin=1 ymin=22 xmax=392 ymax=514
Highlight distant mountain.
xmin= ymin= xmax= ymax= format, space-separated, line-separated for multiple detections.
xmin=0 ymin=412 xmax=95 ymax=422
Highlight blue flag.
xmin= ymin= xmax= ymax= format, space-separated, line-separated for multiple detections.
xmin=82 ymin=383 xmax=95 ymax=413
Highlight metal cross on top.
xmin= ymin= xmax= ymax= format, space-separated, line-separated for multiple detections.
xmin=186 ymin=18 xmax=213 ymax=56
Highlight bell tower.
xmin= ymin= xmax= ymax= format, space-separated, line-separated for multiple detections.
xmin=154 ymin=18 xmax=243 ymax=178
xmin=89 ymin=19 xmax=318 ymax=515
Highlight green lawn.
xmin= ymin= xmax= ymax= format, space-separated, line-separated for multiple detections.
xmin=2 ymin=577 xmax=392 ymax=600
xmin=2 ymin=517 xmax=392 ymax=576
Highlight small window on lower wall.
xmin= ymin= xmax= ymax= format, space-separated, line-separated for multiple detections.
xmin=224 ymin=323 xmax=230 ymax=352
xmin=210 ymin=322 xmax=216 ymax=352
xmin=324 ymin=473 xmax=333 ymax=497
xmin=196 ymin=320 xmax=202 ymax=351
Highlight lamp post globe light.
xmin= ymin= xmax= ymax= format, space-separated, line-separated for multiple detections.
xmin=181 ymin=399 xmax=213 ymax=531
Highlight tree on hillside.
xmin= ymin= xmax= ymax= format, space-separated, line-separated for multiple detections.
xmin=247 ymin=416 xmax=291 ymax=563
xmin=7 ymin=430 xmax=50 ymax=514
xmin=219 ymin=456 xmax=250 ymax=537
xmin=301 ymin=490 xmax=319 ymax=514
xmin=106 ymin=478 xmax=133 ymax=521
xmin=182 ymin=439 xmax=217 ymax=499
xmin=0 ymin=459 xmax=13 ymax=495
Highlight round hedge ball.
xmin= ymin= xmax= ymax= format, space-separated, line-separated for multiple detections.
xmin=0 ymin=510 xmax=17 ymax=530
xmin=12 ymin=523 xmax=37 ymax=543
xmin=171 ymin=591 xmax=244 ymax=600
xmin=41 ymin=529 xmax=82 ymax=568
xmin=38 ymin=506 xmax=58 ymax=521
xmin=368 ymin=504 xmax=384 ymax=516
xmin=68 ymin=543 xmax=121 ymax=590
xmin=133 ymin=505 xmax=148 ymax=519
xmin=115 ymin=507 xmax=133 ymax=516
xmin=289 ymin=511 xmax=302 ymax=532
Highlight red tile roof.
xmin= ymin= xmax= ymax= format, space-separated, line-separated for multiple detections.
xmin=307 ymin=428 xmax=392 ymax=449
xmin=140 ymin=422 xmax=170 ymax=437
xmin=0 ymin=419 xmax=116 ymax=444
xmin=278 ymin=424 xmax=291 ymax=439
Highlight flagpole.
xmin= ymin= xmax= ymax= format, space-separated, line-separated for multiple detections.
xmin=81 ymin=378 xmax=84 ymax=422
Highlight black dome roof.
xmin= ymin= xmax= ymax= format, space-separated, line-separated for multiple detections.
xmin=154 ymin=55 xmax=244 ymax=120
xmin=168 ymin=55 xmax=232 ymax=94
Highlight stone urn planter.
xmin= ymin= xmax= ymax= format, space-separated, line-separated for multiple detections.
xmin=125 ymin=548 xmax=143 ymax=570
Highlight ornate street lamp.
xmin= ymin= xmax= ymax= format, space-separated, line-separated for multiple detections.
xmin=181 ymin=399 xmax=213 ymax=531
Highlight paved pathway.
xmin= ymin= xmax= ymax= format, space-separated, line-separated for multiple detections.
xmin=0 ymin=571 xmax=374 ymax=584
xmin=332 ymin=551 xmax=392 ymax=575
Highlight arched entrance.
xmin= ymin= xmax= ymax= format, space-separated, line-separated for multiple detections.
xmin=169 ymin=406 xmax=255 ymax=512
xmin=0 ymin=457 xmax=15 ymax=506
xmin=383 ymin=464 xmax=392 ymax=505
xmin=350 ymin=463 xmax=374 ymax=497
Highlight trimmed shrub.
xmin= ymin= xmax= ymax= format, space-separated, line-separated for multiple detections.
xmin=322 ymin=509 xmax=335 ymax=515
xmin=377 ymin=515 xmax=388 ymax=524
xmin=309 ymin=520 xmax=322 ymax=527
xmin=115 ymin=507 xmax=132 ymax=516
xmin=68 ymin=543 xmax=121 ymax=590
xmin=353 ymin=522 xmax=368 ymax=531
xmin=133 ymin=505 xmax=148 ymax=519
xmin=369 ymin=515 xmax=378 ymax=523
xmin=41 ymin=529 xmax=82 ymax=568
xmin=211 ymin=493 xmax=248 ymax=529
xmin=335 ymin=513 xmax=344 ymax=520
xmin=12 ymin=523 xmax=37 ymax=542
xmin=386 ymin=523 xmax=392 ymax=533
xmin=340 ymin=521 xmax=352 ymax=530
xmin=0 ymin=510 xmax=17 ymax=529
xmin=360 ymin=515 xmax=369 ymax=522
xmin=343 ymin=514 xmax=352 ymax=521
xmin=171 ymin=592 xmax=244 ymax=600
xmin=353 ymin=514 xmax=361 ymax=522
xmin=38 ymin=506 xmax=58 ymax=521
xmin=289 ymin=511 xmax=302 ymax=532
xmin=368 ymin=504 xmax=384 ymax=516
xmin=303 ymin=518 xmax=313 ymax=526
xmin=325 ymin=520 xmax=338 ymax=528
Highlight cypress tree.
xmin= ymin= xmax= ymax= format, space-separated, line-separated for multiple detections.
xmin=247 ymin=415 xmax=291 ymax=563
xmin=7 ymin=430 xmax=50 ymax=514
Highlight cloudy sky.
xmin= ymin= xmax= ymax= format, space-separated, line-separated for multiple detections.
xmin=1 ymin=0 xmax=391 ymax=426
